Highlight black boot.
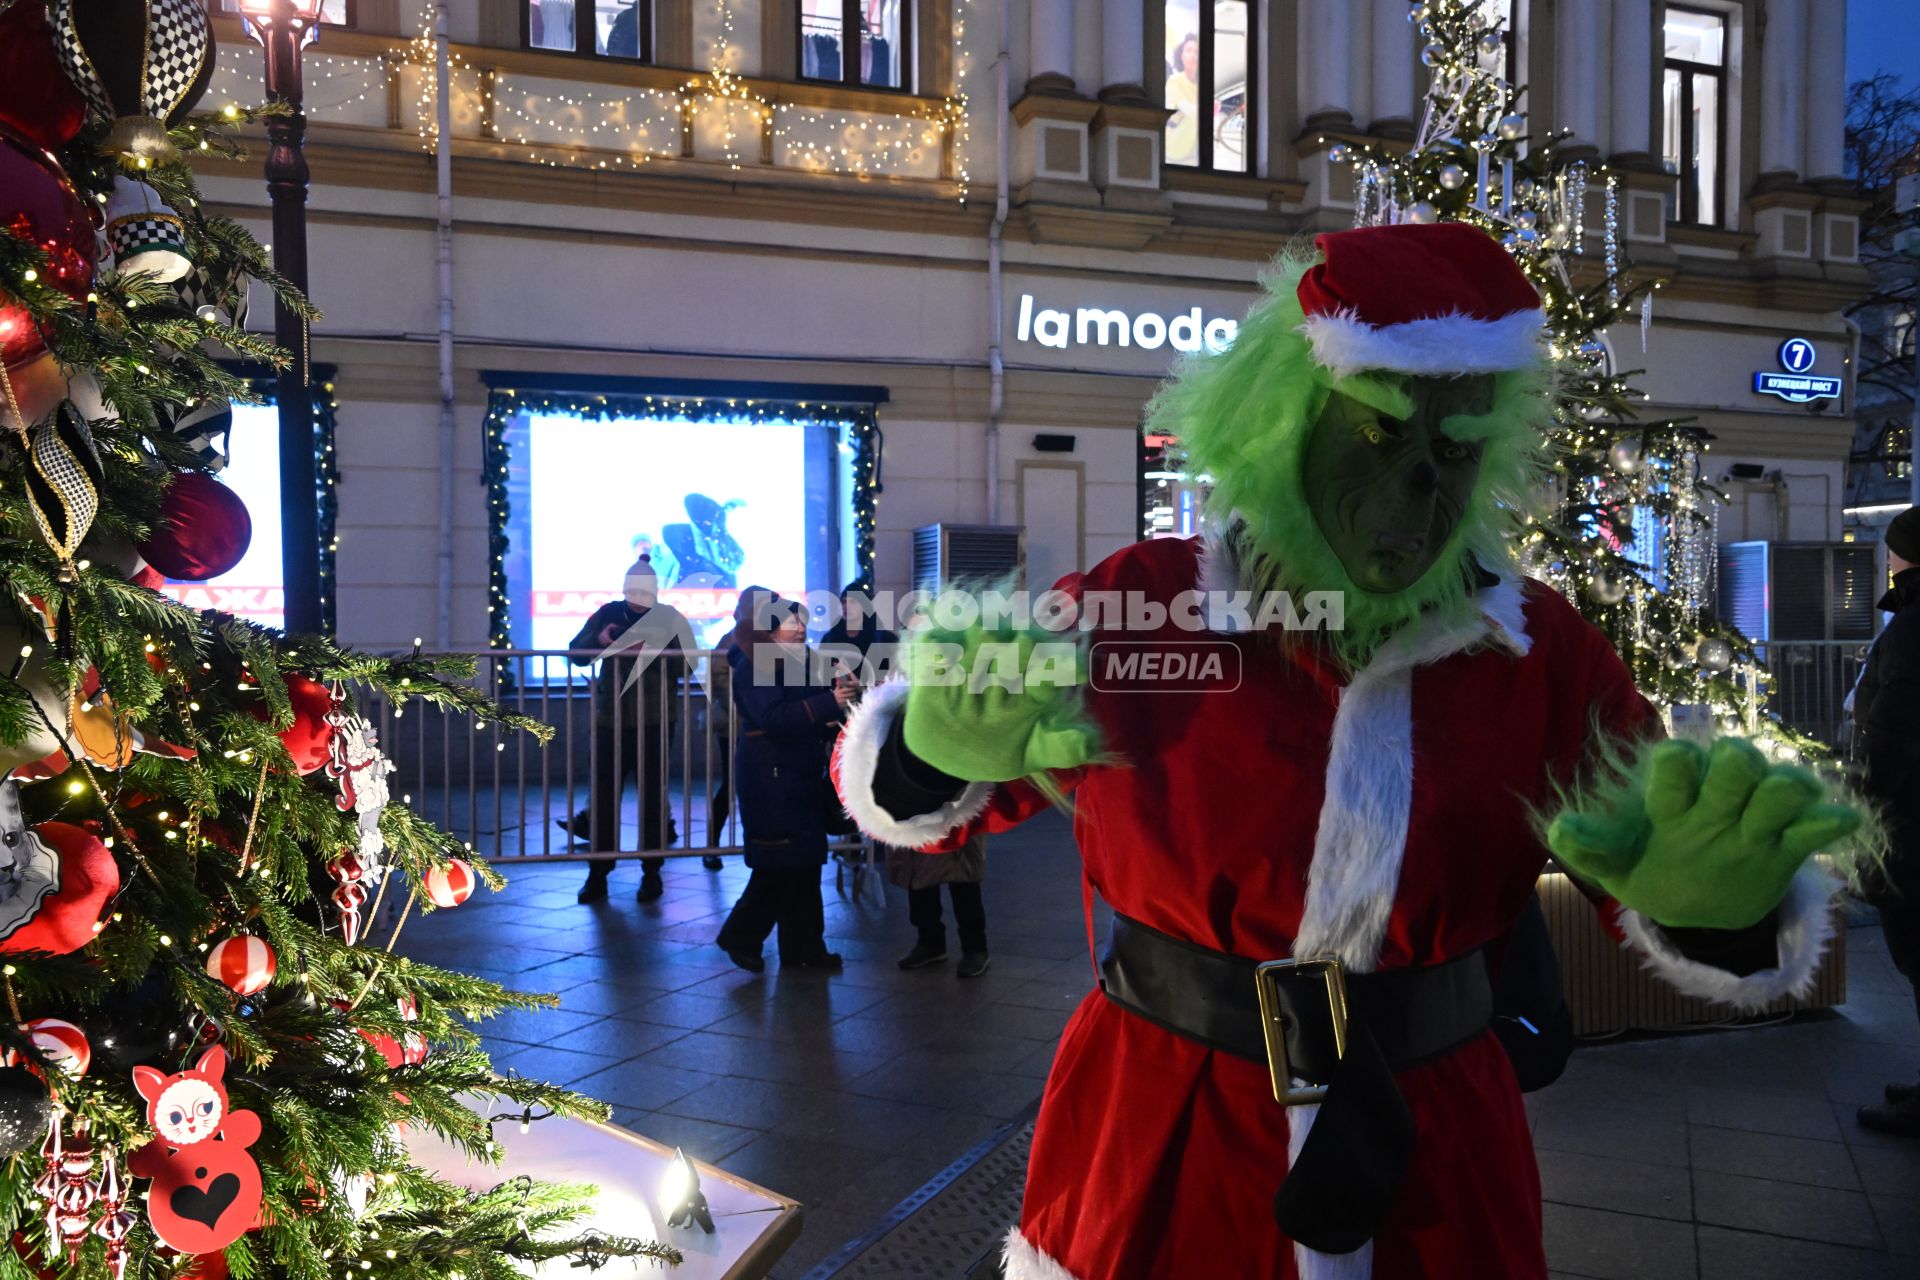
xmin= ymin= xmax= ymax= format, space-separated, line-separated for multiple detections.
xmin=1886 ymin=1081 xmax=1920 ymax=1105
xmin=702 ymin=855 xmax=725 ymax=871
xmin=1858 ymin=1096 xmax=1920 ymax=1138
xmin=636 ymin=867 xmax=665 ymax=903
xmin=577 ymin=869 xmax=610 ymax=904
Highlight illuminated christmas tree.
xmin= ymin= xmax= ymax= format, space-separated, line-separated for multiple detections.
xmin=1330 ymin=0 xmax=1794 ymax=742
xmin=0 ymin=3 xmax=672 ymax=1275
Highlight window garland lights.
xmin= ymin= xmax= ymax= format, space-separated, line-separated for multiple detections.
xmin=479 ymin=387 xmax=883 ymax=650
xmin=212 ymin=1 xmax=975 ymax=197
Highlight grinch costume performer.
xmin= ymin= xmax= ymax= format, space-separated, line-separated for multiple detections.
xmin=833 ymin=224 xmax=1862 ymax=1280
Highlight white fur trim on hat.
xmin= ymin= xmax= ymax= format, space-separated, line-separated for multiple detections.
xmin=1618 ymin=865 xmax=1838 ymax=1012
xmin=1301 ymin=306 xmax=1547 ymax=379
xmin=833 ymin=678 xmax=995 ymax=849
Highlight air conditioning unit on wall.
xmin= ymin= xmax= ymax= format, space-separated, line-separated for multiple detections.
xmin=912 ymin=524 xmax=1025 ymax=593
xmin=1718 ymin=541 xmax=1877 ymax=642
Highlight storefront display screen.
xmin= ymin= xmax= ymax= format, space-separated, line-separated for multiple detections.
xmin=504 ymin=410 xmax=852 ymax=673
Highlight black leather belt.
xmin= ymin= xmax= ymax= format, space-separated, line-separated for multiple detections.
xmin=1100 ymin=912 xmax=1493 ymax=1085
xmin=1097 ymin=911 xmax=1495 ymax=1256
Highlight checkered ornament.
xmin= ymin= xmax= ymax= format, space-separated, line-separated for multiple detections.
xmin=23 ymin=401 xmax=104 ymax=562
xmin=156 ymin=393 xmax=232 ymax=471
xmin=49 ymin=0 xmax=212 ymax=127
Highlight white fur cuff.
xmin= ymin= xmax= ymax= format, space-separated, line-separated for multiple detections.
xmin=835 ymin=678 xmax=995 ymax=850
xmin=1619 ymin=865 xmax=1838 ymax=1012
xmin=1003 ymin=1229 xmax=1084 ymax=1280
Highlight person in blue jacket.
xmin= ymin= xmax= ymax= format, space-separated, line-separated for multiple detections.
xmin=715 ymin=592 xmax=855 ymax=972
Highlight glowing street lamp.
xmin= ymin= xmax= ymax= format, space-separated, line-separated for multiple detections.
xmin=235 ymin=0 xmax=327 ymax=635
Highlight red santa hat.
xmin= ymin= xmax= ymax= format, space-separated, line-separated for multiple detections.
xmin=1296 ymin=224 xmax=1546 ymax=379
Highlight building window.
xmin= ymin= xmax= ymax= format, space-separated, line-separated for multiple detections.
xmin=1475 ymin=0 xmax=1522 ymax=87
xmin=1662 ymin=6 xmax=1727 ymax=226
xmin=1163 ymin=0 xmax=1254 ymax=173
xmin=218 ymin=0 xmax=354 ymax=24
xmin=799 ymin=1 xmax=911 ymax=92
xmin=525 ymin=0 xmax=651 ymax=61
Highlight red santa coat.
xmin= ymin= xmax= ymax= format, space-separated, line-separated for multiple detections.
xmin=835 ymin=536 xmax=1835 ymax=1280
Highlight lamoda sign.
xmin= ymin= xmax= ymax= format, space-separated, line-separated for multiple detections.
xmin=1016 ymin=294 xmax=1240 ymax=355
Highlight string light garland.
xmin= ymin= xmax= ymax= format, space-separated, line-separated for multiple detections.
xmin=1321 ymin=0 xmax=1815 ymax=753
xmin=202 ymin=1 xmax=977 ymax=191
xmin=478 ymin=384 xmax=882 ymax=650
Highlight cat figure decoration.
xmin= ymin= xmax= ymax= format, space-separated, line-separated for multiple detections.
xmin=128 ymin=1046 xmax=263 ymax=1254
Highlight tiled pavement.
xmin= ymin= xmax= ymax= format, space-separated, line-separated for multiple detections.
xmin=395 ymin=810 xmax=1920 ymax=1279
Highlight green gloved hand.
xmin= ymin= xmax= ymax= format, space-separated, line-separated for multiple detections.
xmin=1546 ymin=737 xmax=1860 ymax=931
xmin=901 ymin=618 xmax=1100 ymax=783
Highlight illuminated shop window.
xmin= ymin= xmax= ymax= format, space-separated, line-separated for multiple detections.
xmin=1162 ymin=0 xmax=1253 ymax=173
xmin=524 ymin=0 xmax=652 ymax=61
xmin=799 ymin=0 xmax=910 ymax=91
xmin=1662 ymin=6 xmax=1727 ymax=227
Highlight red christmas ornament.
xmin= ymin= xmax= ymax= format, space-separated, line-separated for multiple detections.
xmin=10 ymin=1018 xmax=91 ymax=1078
xmin=327 ymin=999 xmax=406 ymax=1069
xmin=0 ymin=820 xmax=120 ymax=957
xmin=0 ymin=128 xmax=96 ymax=375
xmin=136 ymin=472 xmax=251 ymax=582
xmin=243 ymin=674 xmax=332 ymax=775
xmin=423 ymin=858 xmax=476 ymax=908
xmin=0 ymin=4 xmax=89 ymax=151
xmin=396 ymin=993 xmax=427 ymax=1065
xmin=203 ymin=935 xmax=275 ymax=997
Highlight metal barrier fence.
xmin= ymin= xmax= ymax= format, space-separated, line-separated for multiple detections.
xmin=1749 ymin=639 xmax=1874 ymax=755
xmin=360 ymin=648 xmax=834 ymax=864
xmin=370 ymin=638 xmax=1877 ymax=863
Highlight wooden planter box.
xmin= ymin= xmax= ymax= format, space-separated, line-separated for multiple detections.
xmin=1537 ymin=871 xmax=1848 ymax=1037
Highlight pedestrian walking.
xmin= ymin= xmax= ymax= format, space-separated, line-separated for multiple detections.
xmin=714 ymin=593 xmax=855 ymax=972
xmin=890 ymin=833 xmax=991 ymax=977
xmin=1856 ymin=506 xmax=1920 ymax=1138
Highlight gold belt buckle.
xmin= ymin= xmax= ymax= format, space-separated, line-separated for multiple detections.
xmin=1254 ymin=956 xmax=1350 ymax=1107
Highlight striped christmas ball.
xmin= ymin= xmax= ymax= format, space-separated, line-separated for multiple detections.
xmin=205 ymin=934 xmax=275 ymax=996
xmin=22 ymin=1017 xmax=90 ymax=1078
xmin=423 ymin=859 xmax=475 ymax=909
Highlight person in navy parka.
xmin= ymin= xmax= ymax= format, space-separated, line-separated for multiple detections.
xmin=715 ymin=593 xmax=855 ymax=972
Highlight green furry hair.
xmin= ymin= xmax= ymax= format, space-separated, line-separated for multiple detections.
xmin=1147 ymin=240 xmax=1554 ymax=668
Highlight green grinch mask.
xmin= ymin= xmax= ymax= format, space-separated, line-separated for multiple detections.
xmin=1300 ymin=374 xmax=1496 ymax=594
xmin=1149 ymin=245 xmax=1551 ymax=668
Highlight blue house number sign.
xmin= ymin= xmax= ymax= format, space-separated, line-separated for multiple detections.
xmin=1753 ymin=337 xmax=1842 ymax=404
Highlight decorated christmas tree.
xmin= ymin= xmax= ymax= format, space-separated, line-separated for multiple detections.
xmin=1326 ymin=0 xmax=1796 ymax=746
xmin=0 ymin=3 xmax=673 ymax=1276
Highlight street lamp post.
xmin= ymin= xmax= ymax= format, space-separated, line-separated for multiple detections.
xmin=238 ymin=0 xmax=327 ymax=636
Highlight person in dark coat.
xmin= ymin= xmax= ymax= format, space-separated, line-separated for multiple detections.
xmin=561 ymin=556 xmax=690 ymax=904
xmin=1857 ymin=506 xmax=1920 ymax=1137
xmin=889 ymin=833 xmax=991 ymax=977
xmin=715 ymin=594 xmax=854 ymax=972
